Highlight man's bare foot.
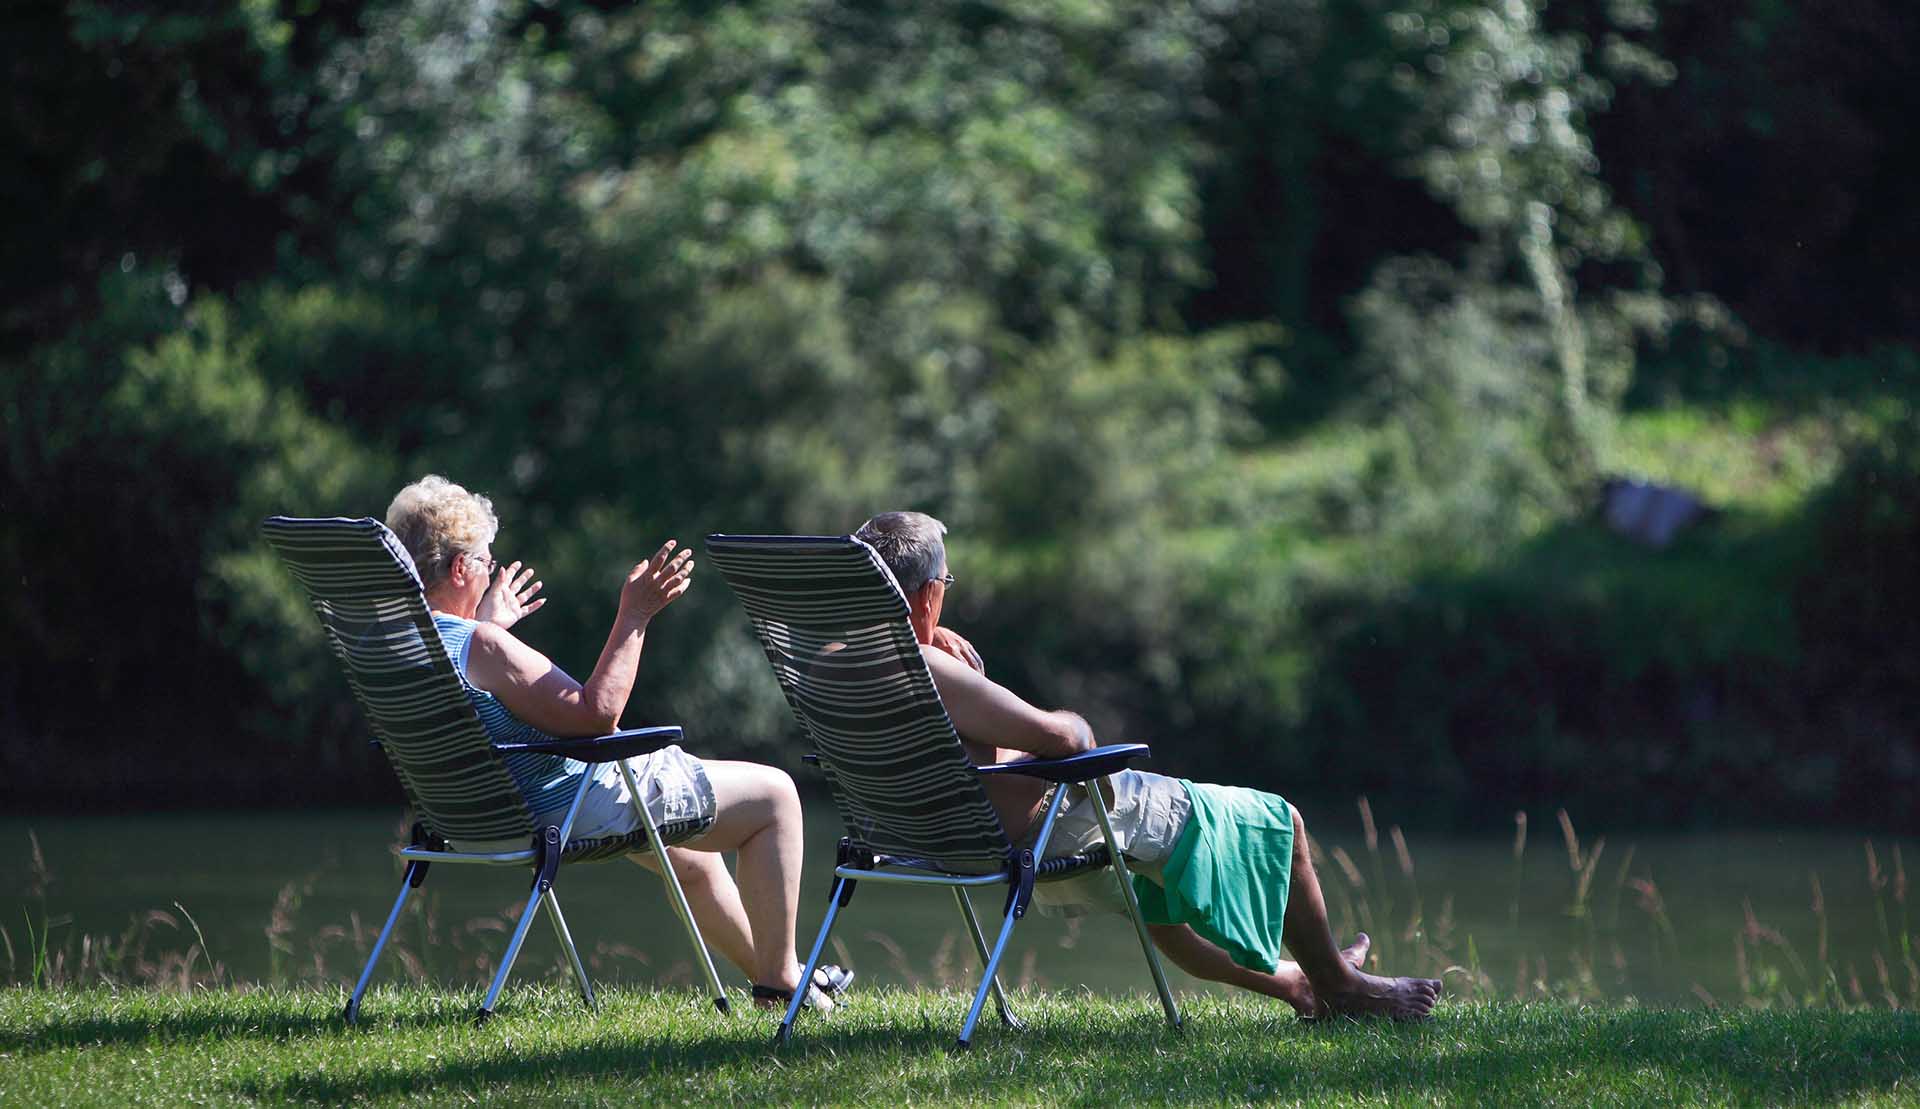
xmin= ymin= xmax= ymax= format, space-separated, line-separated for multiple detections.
xmin=1314 ymin=968 xmax=1442 ymax=1022
xmin=1275 ymin=934 xmax=1372 ymax=1016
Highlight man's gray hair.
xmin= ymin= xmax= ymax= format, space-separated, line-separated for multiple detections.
xmin=855 ymin=511 xmax=947 ymax=593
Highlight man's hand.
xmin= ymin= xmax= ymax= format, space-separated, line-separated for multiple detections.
xmin=929 ymin=626 xmax=985 ymax=674
xmin=476 ymin=561 xmax=546 ymax=630
xmin=619 ymin=540 xmax=695 ymax=620
xmin=1058 ymin=711 xmax=1097 ymax=755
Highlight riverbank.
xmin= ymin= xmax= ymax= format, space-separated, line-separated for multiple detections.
xmin=5 ymin=986 xmax=1917 ymax=1105
xmin=9 ymin=812 xmax=1916 ymax=1010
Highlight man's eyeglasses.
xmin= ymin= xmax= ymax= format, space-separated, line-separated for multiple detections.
xmin=933 ymin=572 xmax=956 ymax=589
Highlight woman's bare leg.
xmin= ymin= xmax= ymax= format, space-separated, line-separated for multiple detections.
xmin=628 ymin=847 xmax=756 ymax=979
xmin=680 ymin=760 xmax=807 ymax=993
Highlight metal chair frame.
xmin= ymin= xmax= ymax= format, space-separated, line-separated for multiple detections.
xmin=705 ymin=532 xmax=1182 ymax=1049
xmin=262 ymin=515 xmax=729 ymax=1026
xmin=786 ymin=762 xmax=1182 ymax=1049
xmin=346 ymin=727 xmax=731 ymax=1025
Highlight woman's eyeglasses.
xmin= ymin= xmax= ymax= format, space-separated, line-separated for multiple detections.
xmin=464 ymin=551 xmax=497 ymax=575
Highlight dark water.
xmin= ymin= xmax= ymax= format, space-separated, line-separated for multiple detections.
xmin=2 ymin=810 xmax=1911 ymax=1007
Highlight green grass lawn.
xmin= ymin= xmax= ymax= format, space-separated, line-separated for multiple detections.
xmin=4 ymin=986 xmax=1917 ymax=1106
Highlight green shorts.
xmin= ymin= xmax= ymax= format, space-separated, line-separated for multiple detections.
xmin=1132 ymin=781 xmax=1295 ymax=974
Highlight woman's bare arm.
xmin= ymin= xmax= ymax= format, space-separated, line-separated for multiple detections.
xmin=466 ymin=540 xmax=694 ymax=736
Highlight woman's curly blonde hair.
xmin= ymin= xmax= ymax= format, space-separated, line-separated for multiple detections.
xmin=385 ymin=475 xmax=499 ymax=588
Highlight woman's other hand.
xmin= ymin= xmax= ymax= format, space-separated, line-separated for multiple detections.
xmin=620 ymin=540 xmax=695 ymax=620
xmin=476 ymin=561 xmax=546 ymax=630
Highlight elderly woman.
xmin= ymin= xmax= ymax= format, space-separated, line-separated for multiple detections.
xmin=384 ymin=475 xmax=849 ymax=1010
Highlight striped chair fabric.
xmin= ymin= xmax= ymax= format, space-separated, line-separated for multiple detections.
xmin=262 ymin=516 xmax=693 ymax=860
xmin=706 ymin=535 xmax=1011 ymax=872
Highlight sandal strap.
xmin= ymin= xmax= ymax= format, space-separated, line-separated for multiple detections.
xmin=811 ymin=964 xmax=856 ymax=996
xmin=750 ymin=982 xmax=822 ymax=1011
xmin=751 ymin=964 xmax=854 ymax=1009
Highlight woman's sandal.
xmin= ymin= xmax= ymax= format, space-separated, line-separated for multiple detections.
xmin=750 ymin=964 xmax=856 ymax=1012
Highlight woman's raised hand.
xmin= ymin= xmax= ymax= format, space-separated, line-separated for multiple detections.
xmin=620 ymin=540 xmax=695 ymax=619
xmin=476 ymin=560 xmax=546 ymax=630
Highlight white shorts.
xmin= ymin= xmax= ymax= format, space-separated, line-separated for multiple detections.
xmin=1022 ymin=769 xmax=1192 ymax=917
xmin=451 ymin=744 xmax=717 ymax=852
xmin=566 ymin=743 xmax=718 ymax=843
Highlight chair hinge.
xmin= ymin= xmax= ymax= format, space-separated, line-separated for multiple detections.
xmin=532 ymin=825 xmax=563 ymax=894
xmin=831 ymin=836 xmax=867 ymax=907
xmin=1004 ymin=847 xmax=1036 ymax=920
xmin=404 ymin=821 xmax=440 ymax=888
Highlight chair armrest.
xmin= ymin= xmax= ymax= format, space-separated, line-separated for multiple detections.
xmin=975 ymin=743 xmax=1151 ymax=783
xmin=492 ymin=725 xmax=684 ymax=764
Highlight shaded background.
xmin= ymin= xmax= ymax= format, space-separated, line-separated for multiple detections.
xmin=3 ymin=0 xmax=1916 ymax=831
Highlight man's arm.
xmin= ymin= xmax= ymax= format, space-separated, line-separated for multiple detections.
xmin=928 ymin=625 xmax=984 ymax=674
xmin=922 ymin=645 xmax=1092 ymax=759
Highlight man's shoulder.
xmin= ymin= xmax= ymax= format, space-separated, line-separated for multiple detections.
xmin=918 ymin=640 xmax=977 ymax=685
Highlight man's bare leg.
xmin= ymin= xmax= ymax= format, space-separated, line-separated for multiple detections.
xmin=1280 ymin=803 xmax=1441 ymax=1020
xmin=1148 ymin=924 xmax=1369 ymax=1016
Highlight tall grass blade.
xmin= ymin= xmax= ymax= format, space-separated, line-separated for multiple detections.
xmin=1558 ymin=809 xmax=1582 ymax=871
xmin=173 ymin=901 xmax=213 ymax=991
xmin=1509 ymin=811 xmax=1527 ymax=929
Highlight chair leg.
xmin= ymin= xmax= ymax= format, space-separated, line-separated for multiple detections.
xmin=952 ymin=887 xmax=1023 ymax=1031
xmin=344 ymin=867 xmax=419 ymax=1025
xmin=957 ymin=895 xmax=1023 ymax=1050
xmin=622 ymin=759 xmax=730 ymax=1015
xmin=543 ymin=888 xmax=596 ymax=1012
xmin=778 ymin=875 xmax=849 ymax=1046
xmin=477 ymin=874 xmax=548 ymax=1024
xmin=1086 ymin=785 xmax=1183 ymax=1030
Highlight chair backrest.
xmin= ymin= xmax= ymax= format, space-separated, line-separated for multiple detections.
xmin=261 ymin=516 xmax=534 ymax=843
xmin=706 ymin=534 xmax=1009 ymax=871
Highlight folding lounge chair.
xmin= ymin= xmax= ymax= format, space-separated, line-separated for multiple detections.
xmin=705 ymin=533 xmax=1182 ymax=1049
xmin=262 ymin=516 xmax=730 ymax=1024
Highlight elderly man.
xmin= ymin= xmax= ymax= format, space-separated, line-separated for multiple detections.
xmin=854 ymin=510 xmax=1440 ymax=1020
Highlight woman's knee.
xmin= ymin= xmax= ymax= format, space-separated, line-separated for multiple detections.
xmin=706 ymin=760 xmax=802 ymax=839
xmin=743 ymin=763 xmax=801 ymax=819
xmin=709 ymin=759 xmax=796 ymax=801
xmin=758 ymin=763 xmax=798 ymax=802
